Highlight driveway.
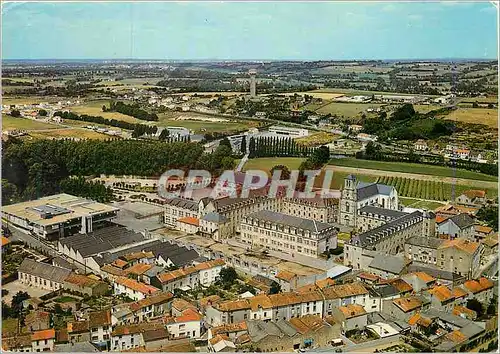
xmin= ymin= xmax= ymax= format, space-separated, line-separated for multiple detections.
xmin=2 ymin=280 xmax=50 ymax=304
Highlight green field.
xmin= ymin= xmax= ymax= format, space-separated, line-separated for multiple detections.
xmin=313 ymin=102 xmax=384 ymax=118
xmin=445 ymin=107 xmax=498 ymax=128
xmin=243 ymin=157 xmax=305 ymax=174
xmin=2 ymin=115 xmax=58 ymax=130
xmin=377 ymin=176 xmax=498 ymax=201
xmin=329 ymin=158 xmax=498 ymax=182
xmin=29 ymin=128 xmax=111 ymax=140
xmin=158 ymin=114 xmax=259 ymax=134
xmin=400 ymin=197 xmax=445 ymax=210
xmin=70 ymin=100 xmax=141 ymax=123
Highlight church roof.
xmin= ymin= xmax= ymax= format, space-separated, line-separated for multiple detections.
xmin=356 ymin=182 xmax=394 ymax=201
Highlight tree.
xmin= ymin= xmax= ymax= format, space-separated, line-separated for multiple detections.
xmin=11 ymin=291 xmax=29 ymax=318
xmin=10 ymin=110 xmax=21 ymax=117
xmin=218 ymin=267 xmax=238 ymax=289
xmin=38 ymin=109 xmax=48 ymax=116
xmin=240 ymin=135 xmax=247 ymax=154
xmin=466 ymin=298 xmax=484 ymax=317
xmin=476 ymin=206 xmax=499 ymax=231
xmin=2 ymin=179 xmax=18 ymax=205
xmin=270 ymin=165 xmax=291 ymax=180
xmin=158 ymin=129 xmax=170 ymax=140
xmin=219 ymin=137 xmax=232 ymax=149
xmin=2 ymin=301 xmax=12 ymax=318
xmin=269 ymin=281 xmax=281 ymax=294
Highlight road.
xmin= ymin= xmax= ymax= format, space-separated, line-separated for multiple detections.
xmin=9 ymin=224 xmax=60 ymax=258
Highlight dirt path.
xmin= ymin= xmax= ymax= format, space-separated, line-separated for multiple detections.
xmin=325 ymin=165 xmax=498 ymax=189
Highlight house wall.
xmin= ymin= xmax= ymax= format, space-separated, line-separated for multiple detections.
xmin=18 ymin=271 xmax=63 ymax=292
xmin=166 ymin=320 xmax=201 ymax=339
xmin=111 ymin=333 xmax=143 ymax=351
xmin=31 ymin=338 xmax=55 ymax=352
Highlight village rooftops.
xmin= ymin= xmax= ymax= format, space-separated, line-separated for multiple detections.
xmin=172 ymin=298 xmax=197 ymax=312
xmin=89 ymin=309 xmax=112 ymax=328
xmin=32 ymin=328 xmax=56 ymax=341
xmin=164 ymin=308 xmax=203 ymax=324
xmin=438 ymin=213 xmax=475 ymax=229
xmin=338 ymin=304 xmax=366 ymax=319
xmin=275 ymin=270 xmax=298 ymax=282
xmin=201 ymin=212 xmax=228 ymax=223
xmin=369 ymin=254 xmax=408 ymax=274
xmin=393 ymin=296 xmax=424 ymax=312
xmin=2 ymin=193 xmax=118 ymax=226
xmin=124 ymin=263 xmax=153 ymax=276
xmin=18 ymin=258 xmax=71 ymax=283
xmin=114 ymin=276 xmax=159 ymax=295
xmin=288 ymin=315 xmax=325 ymax=334
xmin=475 ymin=225 xmax=493 ymax=234
xmin=112 ymin=321 xmax=165 ymax=336
xmin=461 ymin=190 xmax=486 ymax=199
xmin=439 ymin=238 xmax=481 ymax=255
xmin=211 ymin=321 xmax=248 ymax=336
xmin=243 ymin=210 xmax=336 ymax=234
xmin=64 ymin=273 xmax=106 ymax=288
xmin=156 ymin=259 xmax=224 ymax=284
xmin=412 ymin=272 xmax=436 ymax=284
xmin=428 ymin=285 xmax=454 ymax=303
xmin=406 ymin=236 xmax=444 ymax=249
xmin=350 ymin=211 xmax=423 ymax=248
xmin=463 ymin=277 xmax=494 ymax=294
xmin=129 ymin=291 xmax=174 ymax=312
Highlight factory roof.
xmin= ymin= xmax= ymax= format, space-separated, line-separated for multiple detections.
xmin=2 ymin=193 xmax=118 ymax=226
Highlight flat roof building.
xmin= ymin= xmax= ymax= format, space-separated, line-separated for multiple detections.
xmin=2 ymin=193 xmax=118 ymax=240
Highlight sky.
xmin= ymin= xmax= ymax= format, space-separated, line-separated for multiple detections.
xmin=1 ymin=1 xmax=498 ymax=60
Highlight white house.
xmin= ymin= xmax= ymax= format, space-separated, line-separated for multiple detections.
xmin=165 ymin=308 xmax=203 ymax=339
xmin=113 ymin=276 xmax=159 ymax=301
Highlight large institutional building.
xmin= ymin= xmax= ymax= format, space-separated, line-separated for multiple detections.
xmin=339 ymin=175 xmax=399 ymax=227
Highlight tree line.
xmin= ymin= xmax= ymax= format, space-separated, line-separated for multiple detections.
xmin=249 ymin=137 xmax=315 ymax=158
xmin=2 ymin=137 xmax=237 ymax=203
xmin=104 ymin=101 xmax=158 ymax=121
xmin=60 ymin=177 xmax=114 ymax=203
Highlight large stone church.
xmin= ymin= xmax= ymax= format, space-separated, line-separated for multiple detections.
xmin=339 ymin=175 xmax=399 ymax=227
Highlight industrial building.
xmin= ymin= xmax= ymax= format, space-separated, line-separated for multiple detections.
xmin=2 ymin=193 xmax=119 ymax=240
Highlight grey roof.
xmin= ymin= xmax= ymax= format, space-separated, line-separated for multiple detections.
xmin=202 ymin=212 xmax=228 ymax=223
xmin=143 ymin=265 xmax=165 ymax=278
xmin=357 ymin=182 xmax=394 ymax=201
xmin=350 ymin=211 xmax=423 ymax=248
xmin=167 ymin=248 xmax=200 ymax=267
xmin=448 ymin=213 xmax=475 ymax=229
xmin=422 ymin=309 xmax=471 ymax=328
xmin=369 ymin=284 xmax=400 ymax=298
xmin=93 ymin=239 xmax=162 ymax=266
xmin=407 ymin=264 xmax=464 ymax=282
xmin=54 ymin=342 xmax=99 ymax=352
xmin=369 ymin=254 xmax=407 ymax=274
xmin=59 ymin=225 xmax=145 ymax=257
xmin=275 ymin=319 xmax=299 ymax=337
xmin=246 ymin=320 xmax=283 ymax=342
xmin=405 ymin=236 xmax=444 ymax=249
xmin=52 ymin=256 xmax=79 ymax=271
xmin=459 ymin=322 xmax=485 ymax=338
xmin=245 ymin=210 xmax=336 ymax=233
xmin=164 ymin=197 xmax=198 ymax=211
xmin=388 ymin=320 xmax=410 ymax=332
xmin=358 ymin=206 xmax=407 ymax=220
xmin=18 ymin=258 xmax=71 ymax=283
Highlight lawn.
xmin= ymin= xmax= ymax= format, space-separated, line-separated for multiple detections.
xmin=70 ymin=100 xmax=141 ymax=123
xmin=314 ymin=102 xmax=384 ymax=118
xmin=414 ymin=104 xmax=444 ymax=114
xmin=29 ymin=128 xmax=111 ymax=140
xmin=400 ymin=197 xmax=445 ymax=210
xmin=329 ymin=158 xmax=498 ymax=182
xmin=445 ymin=107 xmax=498 ymax=128
xmin=243 ymin=157 xmax=305 ymax=174
xmin=2 ymin=115 xmax=58 ymax=130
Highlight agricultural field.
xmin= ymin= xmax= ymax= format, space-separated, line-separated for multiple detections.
xmin=313 ymin=102 xmax=385 ymax=118
xmin=158 ymin=113 xmax=259 ymax=134
xmin=459 ymin=96 xmax=498 ymax=104
xmin=2 ymin=96 xmax=61 ymax=105
xmin=445 ymin=107 xmax=498 ymax=128
xmin=276 ymin=92 xmax=345 ymax=100
xmin=243 ymin=157 xmax=305 ymax=174
xmin=295 ymin=132 xmax=339 ymax=146
xmin=2 ymin=115 xmax=58 ymax=130
xmin=413 ymin=104 xmax=445 ymax=114
xmin=324 ymin=170 xmax=377 ymax=190
xmin=377 ymin=176 xmax=498 ymax=201
xmin=28 ymin=128 xmax=111 ymax=140
xmin=69 ymin=100 xmax=142 ymax=123
xmin=328 ymin=158 xmax=498 ymax=182
xmin=310 ymin=88 xmax=428 ymax=97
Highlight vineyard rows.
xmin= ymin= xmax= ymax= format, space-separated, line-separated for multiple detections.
xmin=375 ymin=176 xmax=470 ymax=202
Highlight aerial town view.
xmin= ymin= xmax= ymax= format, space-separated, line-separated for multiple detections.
xmin=1 ymin=1 xmax=498 ymax=353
